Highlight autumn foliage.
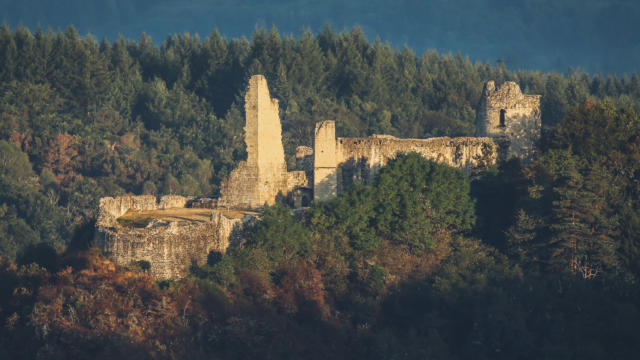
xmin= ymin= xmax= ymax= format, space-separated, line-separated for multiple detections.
xmin=41 ymin=133 xmax=79 ymax=186
xmin=0 ymin=250 xmax=206 ymax=359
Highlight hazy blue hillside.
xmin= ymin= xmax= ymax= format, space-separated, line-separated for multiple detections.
xmin=1 ymin=0 xmax=638 ymax=74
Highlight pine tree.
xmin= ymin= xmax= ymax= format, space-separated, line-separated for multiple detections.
xmin=630 ymin=72 xmax=640 ymax=99
xmin=0 ymin=25 xmax=17 ymax=83
xmin=32 ymin=26 xmax=54 ymax=82
xmin=547 ymin=153 xmax=618 ymax=278
xmin=505 ymin=209 xmax=544 ymax=268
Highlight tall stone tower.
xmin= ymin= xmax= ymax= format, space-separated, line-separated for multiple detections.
xmin=313 ymin=120 xmax=338 ymax=201
xmin=476 ymin=81 xmax=541 ymax=162
xmin=218 ymin=75 xmax=288 ymax=208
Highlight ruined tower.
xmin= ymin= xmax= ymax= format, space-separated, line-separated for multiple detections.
xmin=218 ymin=75 xmax=289 ymax=208
xmin=476 ymin=81 xmax=541 ymax=162
xmin=313 ymin=120 xmax=338 ymax=201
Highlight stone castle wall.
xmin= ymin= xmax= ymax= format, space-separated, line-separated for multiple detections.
xmin=295 ymin=146 xmax=314 ymax=182
xmin=313 ymin=120 xmax=498 ymax=200
xmin=96 ymin=195 xmax=250 ymax=280
xmin=96 ymin=77 xmax=539 ymax=280
xmin=476 ymin=81 xmax=541 ymax=161
xmin=314 ymin=121 xmax=339 ymax=201
xmin=96 ymin=76 xmax=309 ymax=280
xmin=97 ymin=195 xmax=196 ymax=227
xmin=336 ymin=136 xmax=496 ymax=190
xmin=97 ymin=195 xmax=158 ymax=227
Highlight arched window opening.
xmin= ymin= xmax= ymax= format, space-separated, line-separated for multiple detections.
xmin=499 ymin=109 xmax=506 ymax=127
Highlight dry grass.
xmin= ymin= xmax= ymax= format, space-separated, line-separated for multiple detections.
xmin=117 ymin=208 xmax=257 ymax=228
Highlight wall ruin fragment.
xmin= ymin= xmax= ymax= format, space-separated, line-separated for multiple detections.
xmin=96 ymin=195 xmax=251 ymax=280
xmin=95 ymin=76 xmax=540 ymax=280
xmin=218 ymin=75 xmax=309 ymax=209
xmin=313 ymin=121 xmax=338 ymax=201
xmin=313 ymin=121 xmax=498 ymax=200
xmin=476 ymin=81 xmax=541 ymax=162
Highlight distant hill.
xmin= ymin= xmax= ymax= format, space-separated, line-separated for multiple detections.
xmin=1 ymin=0 xmax=639 ymax=74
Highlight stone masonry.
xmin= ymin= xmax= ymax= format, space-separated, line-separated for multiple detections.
xmin=96 ymin=77 xmax=540 ymax=279
xmin=476 ymin=81 xmax=541 ymax=162
xmin=218 ymin=75 xmax=308 ymax=209
xmin=313 ymin=120 xmax=498 ymax=200
xmin=314 ymin=121 xmax=339 ymax=201
xmin=313 ymin=80 xmax=541 ymax=200
xmin=96 ymin=195 xmax=250 ymax=280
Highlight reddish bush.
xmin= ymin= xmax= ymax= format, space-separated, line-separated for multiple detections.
xmin=273 ymin=260 xmax=329 ymax=319
xmin=25 ymin=251 xmax=203 ymax=358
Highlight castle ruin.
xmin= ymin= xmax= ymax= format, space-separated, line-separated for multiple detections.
xmin=476 ymin=80 xmax=542 ymax=161
xmin=312 ymin=121 xmax=497 ymax=201
xmin=217 ymin=75 xmax=308 ymax=208
xmin=96 ymin=76 xmax=541 ymax=279
xmin=96 ymin=195 xmax=252 ymax=279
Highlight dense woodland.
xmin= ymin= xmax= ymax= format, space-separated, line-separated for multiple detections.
xmin=3 ymin=0 xmax=640 ymax=73
xmin=1 ymin=25 xmax=640 ymax=359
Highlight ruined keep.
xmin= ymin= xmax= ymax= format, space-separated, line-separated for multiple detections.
xmin=97 ymin=76 xmax=540 ymax=279
xmin=218 ymin=75 xmax=308 ymax=209
xmin=476 ymin=81 xmax=542 ymax=162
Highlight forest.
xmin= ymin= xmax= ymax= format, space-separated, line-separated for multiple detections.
xmin=2 ymin=0 xmax=640 ymax=73
xmin=1 ymin=24 xmax=640 ymax=359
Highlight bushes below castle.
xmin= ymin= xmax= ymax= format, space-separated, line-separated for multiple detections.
xmin=2 ymin=148 xmax=640 ymax=358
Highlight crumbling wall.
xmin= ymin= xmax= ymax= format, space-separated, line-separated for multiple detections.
xmin=335 ymin=136 xmax=497 ymax=191
xmin=314 ymin=121 xmax=338 ymax=201
xmin=218 ymin=75 xmax=291 ymax=209
xmin=97 ymin=195 xmax=158 ymax=227
xmin=159 ymin=195 xmax=192 ymax=210
xmin=217 ymin=164 xmax=259 ymax=209
xmin=188 ymin=197 xmax=218 ymax=209
xmin=97 ymin=195 xmax=194 ymax=227
xmin=476 ymin=81 xmax=541 ymax=161
xmin=96 ymin=195 xmax=251 ymax=280
xmin=287 ymin=170 xmax=309 ymax=191
xmin=312 ymin=120 xmax=498 ymax=200
xmin=296 ymin=145 xmax=314 ymax=182
xmin=97 ymin=212 xmax=247 ymax=280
